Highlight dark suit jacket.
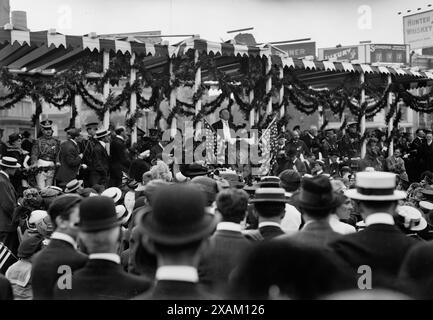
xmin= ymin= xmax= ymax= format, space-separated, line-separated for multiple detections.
xmin=245 ymin=225 xmax=285 ymax=241
xmin=212 ymin=120 xmax=236 ymax=140
xmin=149 ymin=143 xmax=163 ymax=163
xmin=56 ymin=139 xmax=81 ymax=186
xmin=0 ymin=172 xmax=17 ymax=232
xmin=91 ymin=141 xmax=110 ymax=177
xmin=53 ymin=259 xmax=151 ymax=300
xmin=331 ymin=224 xmax=418 ymax=286
xmin=109 ymin=136 xmax=131 ymax=182
xmin=134 ymin=280 xmax=218 ymax=300
xmin=0 ymin=274 xmax=13 ymax=300
xmin=279 ymin=220 xmax=342 ymax=248
xmin=32 ymin=239 xmax=88 ymax=300
xmin=198 ymin=230 xmax=250 ymax=291
xmin=421 ymin=141 xmax=433 ymax=172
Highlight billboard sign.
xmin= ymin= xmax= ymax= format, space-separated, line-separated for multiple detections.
xmin=319 ymin=46 xmax=359 ymax=62
xmin=369 ymin=44 xmax=408 ymax=64
xmin=403 ymin=10 xmax=433 ymax=49
xmin=274 ymin=41 xmax=316 ymax=58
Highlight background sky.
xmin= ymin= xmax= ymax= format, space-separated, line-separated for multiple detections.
xmin=9 ymin=0 xmax=433 ymax=48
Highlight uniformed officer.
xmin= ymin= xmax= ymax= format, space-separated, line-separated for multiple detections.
xmin=30 ymin=120 xmax=60 ymax=189
xmin=338 ymin=122 xmax=361 ymax=159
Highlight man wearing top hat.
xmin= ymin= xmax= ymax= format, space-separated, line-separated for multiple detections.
xmin=56 ymin=128 xmax=83 ymax=188
xmin=53 ymin=196 xmax=150 ymax=300
xmin=0 ymin=157 xmax=21 ymax=255
xmin=88 ymin=129 xmax=111 ymax=188
xmin=80 ymin=122 xmax=99 ymax=187
xmin=134 ymin=184 xmax=219 ymax=300
xmin=30 ymin=120 xmax=60 ymax=189
xmin=331 ymin=171 xmax=418 ymax=287
xmin=338 ymin=122 xmax=361 ymax=159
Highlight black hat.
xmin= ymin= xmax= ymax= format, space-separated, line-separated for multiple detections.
xmin=17 ymin=235 xmax=43 ymax=259
xmin=279 ymin=170 xmax=301 ymax=189
xmin=40 ymin=120 xmax=53 ymax=129
xmin=48 ymin=194 xmax=82 ymax=223
xmin=78 ymin=196 xmax=123 ymax=232
xmin=140 ymin=184 xmax=218 ymax=245
xmin=8 ymin=133 xmax=22 ymax=144
xmin=181 ymin=163 xmax=209 ymax=178
xmin=65 ymin=128 xmax=81 ymax=139
xmin=220 ymin=172 xmax=244 ymax=189
xmin=291 ymin=175 xmax=341 ymax=210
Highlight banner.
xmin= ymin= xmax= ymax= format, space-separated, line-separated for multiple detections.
xmin=403 ymin=10 xmax=433 ymax=49
xmin=370 ymin=44 xmax=408 ymax=64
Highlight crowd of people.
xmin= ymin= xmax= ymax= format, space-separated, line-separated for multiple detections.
xmin=1 ymin=117 xmax=433 ymax=300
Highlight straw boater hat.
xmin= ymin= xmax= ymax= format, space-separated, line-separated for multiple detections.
xmin=0 ymin=157 xmax=21 ymax=168
xmin=95 ymin=129 xmax=110 ymax=140
xmin=101 ymin=187 xmax=122 ymax=204
xmin=64 ymin=179 xmax=83 ymax=193
xmin=345 ymin=172 xmax=406 ymax=201
xmin=396 ymin=206 xmax=428 ymax=232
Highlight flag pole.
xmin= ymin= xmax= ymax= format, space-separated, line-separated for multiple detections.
xmin=259 ymin=115 xmax=278 ymax=142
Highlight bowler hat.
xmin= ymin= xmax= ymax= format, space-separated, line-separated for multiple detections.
xmin=181 ymin=163 xmax=209 ymax=178
xmin=191 ymin=176 xmax=219 ymax=205
xmin=66 ymin=128 xmax=81 ymax=139
xmin=261 ymin=176 xmax=281 ymax=184
xmin=140 ymin=184 xmax=218 ymax=245
xmin=47 ymin=194 xmax=81 ymax=223
xmin=291 ymin=175 xmax=341 ymax=210
xmin=78 ymin=196 xmax=123 ymax=232
xmin=220 ymin=172 xmax=244 ymax=188
xmin=279 ymin=170 xmax=301 ymax=189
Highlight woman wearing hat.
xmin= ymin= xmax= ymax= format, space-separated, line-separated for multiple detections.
xmin=4 ymin=133 xmax=28 ymax=197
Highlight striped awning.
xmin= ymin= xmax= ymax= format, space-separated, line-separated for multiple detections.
xmin=271 ymin=55 xmax=433 ymax=79
xmin=0 ymin=29 xmax=173 ymax=56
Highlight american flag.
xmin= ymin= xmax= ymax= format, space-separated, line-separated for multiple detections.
xmin=0 ymin=242 xmax=18 ymax=274
xmin=203 ymin=119 xmax=217 ymax=165
xmin=255 ymin=116 xmax=279 ymax=176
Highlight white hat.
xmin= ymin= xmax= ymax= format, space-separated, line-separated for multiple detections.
xmin=345 ymin=172 xmax=406 ymax=201
xmin=27 ymin=210 xmax=49 ymax=231
xmin=419 ymin=201 xmax=433 ymax=211
xmin=0 ymin=156 xmax=21 ymax=168
xmin=397 ymin=206 xmax=428 ymax=231
xmin=102 ymin=187 xmax=122 ymax=204
xmin=115 ymin=205 xmax=131 ymax=224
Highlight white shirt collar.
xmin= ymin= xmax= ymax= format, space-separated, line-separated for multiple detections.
xmin=88 ymin=253 xmax=121 ymax=264
xmin=217 ymin=222 xmax=242 ymax=232
xmin=158 ymin=142 xmax=164 ymax=149
xmin=0 ymin=170 xmax=9 ymax=179
xmin=259 ymin=221 xmax=281 ymax=229
xmin=156 ymin=266 xmax=198 ymax=283
xmin=99 ymin=140 xmax=106 ymax=148
xmin=116 ymin=135 xmax=125 ymax=142
xmin=69 ymin=139 xmax=77 ymax=146
xmin=51 ymin=232 xmax=77 ymax=249
xmin=365 ymin=213 xmax=395 ymax=226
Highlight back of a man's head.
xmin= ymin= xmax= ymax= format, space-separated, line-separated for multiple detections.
xmin=254 ymin=202 xmax=285 ymax=220
xmin=80 ymin=227 xmax=120 ymax=254
xmin=216 ymin=189 xmax=249 ymax=224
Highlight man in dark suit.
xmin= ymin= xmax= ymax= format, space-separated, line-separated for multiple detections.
xmin=56 ymin=128 xmax=83 ymax=188
xmin=53 ymin=196 xmax=150 ymax=300
xmin=88 ymin=129 xmax=111 ymax=188
xmin=0 ymin=157 xmax=20 ymax=255
xmin=198 ymin=189 xmax=250 ymax=293
xmin=279 ymin=175 xmax=342 ymax=247
xmin=301 ymin=125 xmax=321 ymax=157
xmin=134 ymin=184 xmax=219 ymax=300
xmin=32 ymin=194 xmax=88 ymax=300
xmin=0 ymin=274 xmax=12 ymax=300
xmin=420 ymin=131 xmax=433 ymax=173
xmin=331 ymin=171 xmax=417 ymax=288
xmin=287 ymin=130 xmax=310 ymax=158
xmin=80 ymin=122 xmax=99 ymax=187
xmin=109 ymin=127 xmax=131 ymax=187
xmin=244 ymin=188 xmax=288 ymax=241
